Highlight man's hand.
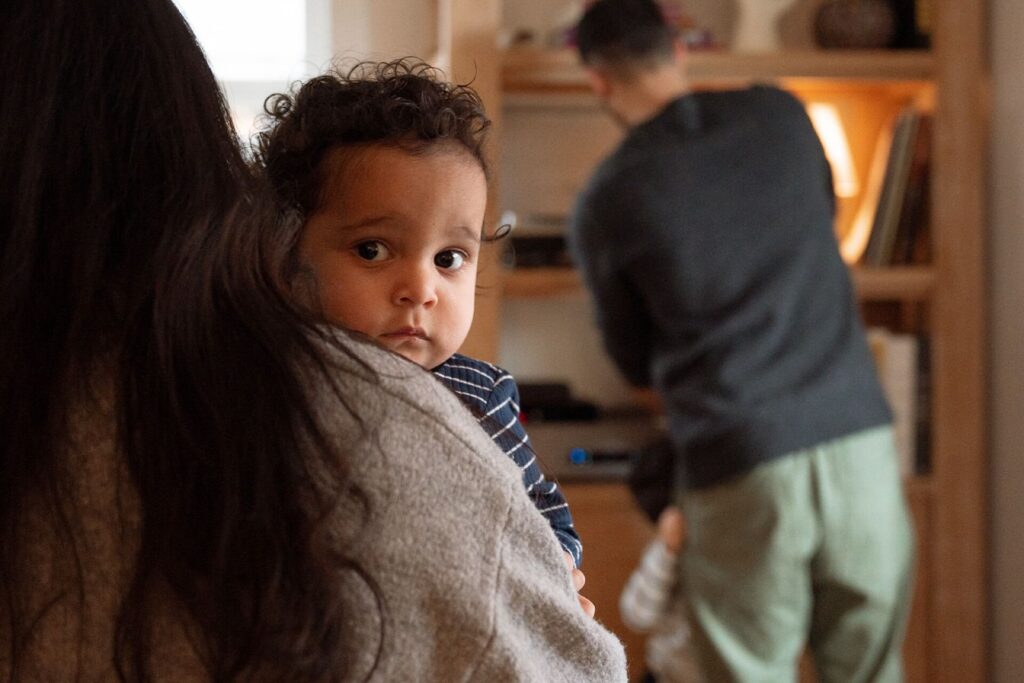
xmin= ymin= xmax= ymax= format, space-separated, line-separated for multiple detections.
xmin=563 ymin=551 xmax=596 ymax=618
xmin=657 ymin=506 xmax=687 ymax=555
xmin=632 ymin=388 xmax=664 ymax=414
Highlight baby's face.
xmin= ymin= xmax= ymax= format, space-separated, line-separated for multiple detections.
xmin=300 ymin=144 xmax=487 ymax=369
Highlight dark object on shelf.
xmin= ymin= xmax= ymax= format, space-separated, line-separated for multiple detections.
xmin=518 ymin=382 xmax=599 ymax=422
xmin=562 ymin=447 xmax=634 ymax=482
xmin=814 ymin=0 xmax=897 ymax=49
xmin=569 ymin=447 xmax=633 ymax=465
xmin=889 ymin=0 xmax=932 ymax=48
xmin=518 ymin=382 xmax=571 ymax=405
xmin=507 ymin=235 xmax=572 ymax=268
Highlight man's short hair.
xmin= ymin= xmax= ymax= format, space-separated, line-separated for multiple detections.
xmin=576 ymin=0 xmax=676 ymax=73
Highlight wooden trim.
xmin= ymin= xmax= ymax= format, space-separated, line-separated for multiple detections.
xmin=446 ymin=0 xmax=504 ymax=362
xmin=929 ymin=0 xmax=990 ymax=678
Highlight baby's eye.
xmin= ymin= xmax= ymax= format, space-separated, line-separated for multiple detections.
xmin=435 ymin=250 xmax=466 ymax=271
xmin=355 ymin=240 xmax=389 ymax=262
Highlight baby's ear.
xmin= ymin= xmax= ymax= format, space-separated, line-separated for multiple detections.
xmin=489 ymin=222 xmax=513 ymax=241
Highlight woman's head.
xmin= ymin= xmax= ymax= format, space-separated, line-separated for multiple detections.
xmin=2 ymin=1 xmax=363 ymax=679
xmin=257 ymin=60 xmax=492 ymax=369
xmin=1 ymin=0 xmax=249 ymax=348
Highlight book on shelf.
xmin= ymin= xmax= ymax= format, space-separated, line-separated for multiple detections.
xmin=891 ymin=0 xmax=933 ymax=48
xmin=891 ymin=114 xmax=932 ymax=265
xmin=867 ymin=328 xmax=926 ymax=476
xmin=858 ymin=106 xmax=932 ymax=267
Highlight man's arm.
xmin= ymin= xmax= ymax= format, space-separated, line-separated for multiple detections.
xmin=570 ymin=194 xmax=654 ymax=387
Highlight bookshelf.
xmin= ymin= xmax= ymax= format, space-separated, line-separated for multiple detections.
xmin=456 ymin=0 xmax=987 ymax=680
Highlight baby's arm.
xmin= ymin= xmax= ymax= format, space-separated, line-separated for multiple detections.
xmin=433 ymin=357 xmax=583 ymax=562
xmin=619 ymin=506 xmax=686 ymax=632
xmin=508 ymin=413 xmax=584 ymax=567
xmin=481 ymin=369 xmax=583 ymax=567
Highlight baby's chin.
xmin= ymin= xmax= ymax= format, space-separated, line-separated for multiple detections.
xmin=382 ymin=339 xmax=450 ymax=371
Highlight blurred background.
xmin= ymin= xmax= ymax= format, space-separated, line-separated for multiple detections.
xmin=173 ymin=1 xmax=1022 ymax=680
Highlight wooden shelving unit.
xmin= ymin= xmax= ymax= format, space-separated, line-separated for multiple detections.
xmin=465 ymin=1 xmax=987 ymax=679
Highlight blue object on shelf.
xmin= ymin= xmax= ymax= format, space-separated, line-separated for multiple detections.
xmin=569 ymin=447 xmax=590 ymax=465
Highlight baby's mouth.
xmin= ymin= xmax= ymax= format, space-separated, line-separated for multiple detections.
xmin=382 ymin=326 xmax=428 ymax=341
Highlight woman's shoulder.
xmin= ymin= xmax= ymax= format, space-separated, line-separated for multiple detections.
xmin=307 ymin=329 xmax=505 ymax=459
xmin=282 ymin=329 xmax=628 ymax=680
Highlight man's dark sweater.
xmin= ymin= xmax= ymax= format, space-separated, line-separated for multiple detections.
xmin=570 ymin=85 xmax=891 ymax=489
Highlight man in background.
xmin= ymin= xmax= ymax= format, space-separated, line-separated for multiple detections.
xmin=569 ymin=1 xmax=914 ymax=681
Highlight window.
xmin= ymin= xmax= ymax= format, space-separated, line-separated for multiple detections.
xmin=173 ymin=0 xmax=330 ymax=141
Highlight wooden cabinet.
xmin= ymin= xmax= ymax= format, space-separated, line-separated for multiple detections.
xmin=456 ymin=1 xmax=988 ymax=679
xmin=561 ymin=483 xmax=654 ymax=683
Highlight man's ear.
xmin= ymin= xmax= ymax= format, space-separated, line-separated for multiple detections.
xmin=584 ymin=68 xmax=612 ymax=99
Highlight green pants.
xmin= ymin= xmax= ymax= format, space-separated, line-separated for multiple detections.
xmin=679 ymin=426 xmax=914 ymax=683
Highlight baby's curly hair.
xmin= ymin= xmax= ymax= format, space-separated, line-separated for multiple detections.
xmin=255 ymin=59 xmax=491 ymax=220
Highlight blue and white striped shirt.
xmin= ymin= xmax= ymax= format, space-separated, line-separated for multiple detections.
xmin=433 ymin=353 xmax=583 ymax=567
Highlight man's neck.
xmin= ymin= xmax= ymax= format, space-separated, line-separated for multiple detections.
xmin=612 ymin=66 xmax=690 ymax=128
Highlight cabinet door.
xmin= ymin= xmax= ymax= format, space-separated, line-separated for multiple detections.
xmin=562 ymin=482 xmax=654 ymax=682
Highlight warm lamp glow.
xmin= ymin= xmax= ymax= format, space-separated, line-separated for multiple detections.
xmin=807 ymin=103 xmax=860 ymax=199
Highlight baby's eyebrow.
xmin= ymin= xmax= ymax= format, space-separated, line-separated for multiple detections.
xmin=335 ymin=214 xmax=394 ymax=232
xmin=450 ymin=224 xmax=482 ymax=243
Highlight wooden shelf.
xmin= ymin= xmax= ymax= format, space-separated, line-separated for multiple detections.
xmin=503 ymin=47 xmax=935 ymax=92
xmin=503 ymin=265 xmax=936 ymax=302
xmin=502 ymin=267 xmax=582 ymax=298
xmin=852 ymin=266 xmax=936 ymax=301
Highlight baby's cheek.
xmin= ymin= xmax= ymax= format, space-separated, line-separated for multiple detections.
xmin=317 ymin=287 xmax=355 ymax=327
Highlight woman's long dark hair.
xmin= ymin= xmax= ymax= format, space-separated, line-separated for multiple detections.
xmin=1 ymin=0 xmax=364 ymax=679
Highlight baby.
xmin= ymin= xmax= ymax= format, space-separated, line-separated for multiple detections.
xmin=256 ymin=60 xmax=586 ymax=581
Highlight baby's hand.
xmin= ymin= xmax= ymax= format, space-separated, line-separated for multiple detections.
xmin=563 ymin=551 xmax=596 ymax=618
xmin=657 ymin=506 xmax=687 ymax=555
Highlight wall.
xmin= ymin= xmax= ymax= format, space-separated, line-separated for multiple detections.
xmin=330 ymin=0 xmax=436 ymax=63
xmin=989 ymin=0 xmax=1024 ymax=679
xmin=497 ymin=93 xmax=636 ymax=406
xmin=502 ymin=0 xmax=820 ymax=50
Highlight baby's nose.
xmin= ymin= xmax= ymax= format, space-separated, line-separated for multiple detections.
xmin=394 ymin=264 xmax=438 ymax=307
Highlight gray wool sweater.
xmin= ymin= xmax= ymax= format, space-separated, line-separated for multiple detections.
xmin=2 ymin=332 xmax=626 ymax=681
